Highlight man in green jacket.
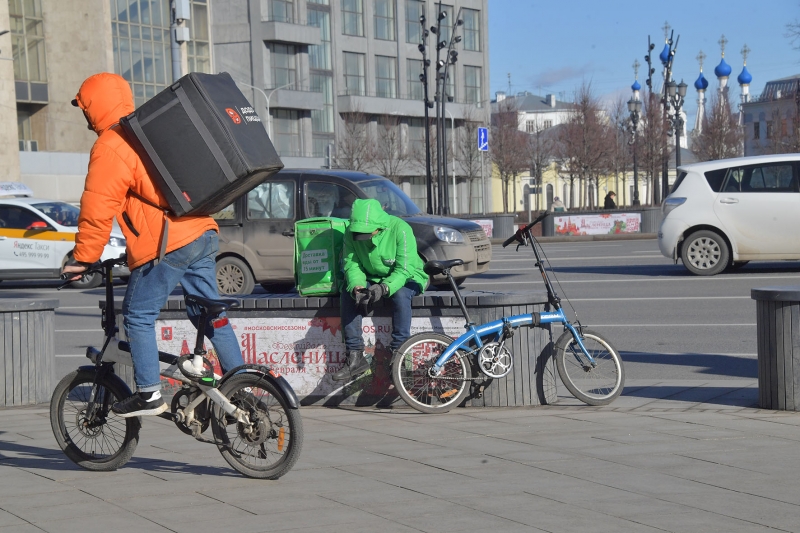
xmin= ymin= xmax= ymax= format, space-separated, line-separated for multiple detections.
xmin=332 ymin=199 xmax=428 ymax=382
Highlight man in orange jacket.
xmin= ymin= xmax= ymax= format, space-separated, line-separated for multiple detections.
xmin=63 ymin=73 xmax=244 ymax=417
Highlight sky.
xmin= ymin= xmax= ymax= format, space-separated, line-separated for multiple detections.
xmin=488 ymin=0 xmax=800 ymax=131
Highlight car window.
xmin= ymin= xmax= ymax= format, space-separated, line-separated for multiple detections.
xmin=30 ymin=201 xmax=80 ymax=226
xmin=704 ymin=169 xmax=727 ymax=192
xmin=0 ymin=205 xmax=47 ymax=229
xmin=306 ymin=182 xmax=357 ymax=219
xmin=723 ymin=164 xmax=797 ymax=193
xmin=357 ymin=179 xmax=421 ymax=216
xmin=247 ymin=181 xmax=295 ymax=220
xmin=211 ymin=203 xmax=236 ymax=221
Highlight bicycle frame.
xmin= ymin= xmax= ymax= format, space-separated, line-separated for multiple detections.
xmin=431 ymin=216 xmax=595 ymax=374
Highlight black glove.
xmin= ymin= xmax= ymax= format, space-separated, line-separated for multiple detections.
xmin=367 ymin=283 xmax=388 ymax=304
xmin=353 ymin=287 xmax=369 ymax=305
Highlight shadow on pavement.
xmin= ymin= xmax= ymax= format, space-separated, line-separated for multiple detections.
xmin=545 ymin=261 xmax=800 ymax=278
xmin=621 ymin=384 xmax=758 ymax=408
xmin=622 ymin=351 xmax=757 ymax=379
xmin=0 ymin=433 xmax=238 ymax=477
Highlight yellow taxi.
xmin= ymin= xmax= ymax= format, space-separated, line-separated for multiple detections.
xmin=0 ymin=182 xmax=127 ymax=288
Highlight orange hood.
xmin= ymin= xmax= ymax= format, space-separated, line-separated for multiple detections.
xmin=73 ymin=73 xmax=134 ymax=135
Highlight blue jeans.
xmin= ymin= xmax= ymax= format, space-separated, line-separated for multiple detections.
xmin=341 ymin=281 xmax=421 ymax=352
xmin=122 ymin=230 xmax=244 ymax=392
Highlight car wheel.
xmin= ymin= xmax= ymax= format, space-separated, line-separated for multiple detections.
xmin=69 ymin=272 xmax=103 ymax=289
xmin=216 ymin=257 xmax=255 ymax=295
xmin=681 ymin=230 xmax=730 ymax=276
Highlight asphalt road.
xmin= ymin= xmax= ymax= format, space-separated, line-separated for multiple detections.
xmin=3 ymin=238 xmax=799 ymax=383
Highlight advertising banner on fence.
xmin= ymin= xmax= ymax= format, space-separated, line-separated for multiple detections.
xmin=554 ymin=212 xmax=641 ymax=236
xmin=470 ymin=219 xmax=493 ymax=238
xmin=155 ymin=316 xmax=464 ymax=398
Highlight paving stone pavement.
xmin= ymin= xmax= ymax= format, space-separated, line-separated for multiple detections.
xmin=1 ymin=379 xmax=800 ymax=533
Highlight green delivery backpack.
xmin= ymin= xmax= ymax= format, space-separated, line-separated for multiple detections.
xmin=294 ymin=217 xmax=349 ymax=296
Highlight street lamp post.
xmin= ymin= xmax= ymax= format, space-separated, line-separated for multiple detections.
xmin=445 ymin=108 xmax=457 ymax=214
xmin=666 ymin=79 xmax=687 ymax=180
xmin=233 ymin=80 xmax=295 ymax=139
xmin=627 ymin=97 xmax=642 ymax=206
xmin=418 ymin=14 xmax=435 ymax=214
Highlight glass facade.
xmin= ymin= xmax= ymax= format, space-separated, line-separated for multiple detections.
xmin=407 ymin=59 xmax=424 ymax=100
xmin=267 ymin=0 xmax=293 ymax=23
xmin=342 ymin=0 xmax=364 ymax=36
xmin=111 ymin=0 xmax=211 ymax=107
xmin=462 ymin=8 xmax=480 ymax=52
xmin=437 ymin=4 xmax=453 ymax=44
xmin=308 ymin=7 xmax=332 ymax=69
xmin=309 ymin=3 xmax=334 ymax=157
xmin=10 ymin=0 xmax=47 ymax=83
xmin=343 ymin=52 xmax=365 ymax=96
xmin=465 ymin=65 xmax=481 ymax=104
xmin=374 ymin=0 xmax=395 ymax=41
xmin=273 ymin=109 xmax=301 ymax=156
xmin=375 ymin=55 xmax=396 ymax=98
xmin=271 ymin=43 xmax=297 ymax=88
xmin=405 ymin=0 xmax=423 ymax=44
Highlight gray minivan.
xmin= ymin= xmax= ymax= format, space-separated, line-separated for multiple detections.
xmin=211 ymin=169 xmax=492 ymax=295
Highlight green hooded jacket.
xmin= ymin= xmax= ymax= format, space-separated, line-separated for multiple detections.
xmin=343 ymin=199 xmax=427 ymax=296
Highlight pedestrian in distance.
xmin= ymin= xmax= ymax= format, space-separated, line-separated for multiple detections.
xmin=604 ymin=191 xmax=617 ymax=209
xmin=549 ymin=196 xmax=567 ymax=212
xmin=62 ymin=72 xmax=245 ymax=418
xmin=332 ymin=199 xmax=428 ymax=382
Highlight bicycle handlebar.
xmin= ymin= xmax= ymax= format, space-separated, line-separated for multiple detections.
xmin=59 ymin=254 xmax=128 ymax=281
xmin=502 ymin=212 xmax=550 ymax=248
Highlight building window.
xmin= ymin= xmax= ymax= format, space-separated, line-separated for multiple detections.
xmin=405 ymin=0 xmax=423 ymax=44
xmin=407 ymin=117 xmax=425 ymax=154
xmin=437 ymin=4 xmax=453 ymax=43
xmin=407 ymin=59 xmax=424 ymax=100
xmin=462 ymin=8 xmax=480 ymax=51
xmin=464 ymin=66 xmax=481 ymax=105
xmin=187 ymin=0 xmax=211 ymax=74
xmin=343 ymin=52 xmax=365 ymax=95
xmin=268 ymin=0 xmax=293 ymax=23
xmin=273 ymin=109 xmax=301 ymax=156
xmin=781 ymin=119 xmax=788 ymax=137
xmin=445 ymin=70 xmax=455 ymax=102
xmin=766 ymin=120 xmax=774 ymax=140
xmin=308 ymin=6 xmax=332 ymax=70
xmin=374 ymin=0 xmax=395 ymax=40
xmin=307 ymin=0 xmax=329 ymax=4
xmin=342 ymin=0 xmax=364 ymax=36
xmin=375 ymin=55 xmax=396 ymax=98
xmin=543 ymin=119 xmax=553 ymax=129
xmin=10 ymin=0 xmax=47 ymax=83
xmin=271 ymin=43 xmax=297 ymax=88
xmin=753 ymin=121 xmax=760 ymax=140
xmin=525 ymin=120 xmax=535 ymax=133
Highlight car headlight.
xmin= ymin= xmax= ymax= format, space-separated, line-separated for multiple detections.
xmin=662 ymin=197 xmax=686 ymax=216
xmin=107 ymin=236 xmax=126 ymax=247
xmin=434 ymin=226 xmax=464 ymax=243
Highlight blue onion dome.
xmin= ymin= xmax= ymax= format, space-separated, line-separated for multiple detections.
xmin=714 ymin=57 xmax=732 ymax=78
xmin=694 ymin=71 xmax=709 ymax=90
xmin=631 ymin=79 xmax=641 ymax=91
xmin=659 ymin=43 xmax=670 ymax=64
xmin=737 ymin=65 xmax=752 ymax=85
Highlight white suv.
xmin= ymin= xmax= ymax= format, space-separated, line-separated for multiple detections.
xmin=659 ymin=154 xmax=800 ymax=275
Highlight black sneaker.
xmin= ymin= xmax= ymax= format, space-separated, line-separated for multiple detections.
xmin=112 ymin=391 xmax=168 ymax=418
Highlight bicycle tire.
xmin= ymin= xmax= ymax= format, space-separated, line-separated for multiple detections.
xmin=212 ymin=373 xmax=303 ymax=479
xmin=50 ymin=369 xmax=140 ymax=471
xmin=391 ymin=333 xmax=472 ymax=414
xmin=555 ymin=328 xmax=625 ymax=406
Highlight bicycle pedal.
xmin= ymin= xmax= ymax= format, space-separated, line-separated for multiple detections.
xmin=157 ymin=411 xmax=176 ymax=421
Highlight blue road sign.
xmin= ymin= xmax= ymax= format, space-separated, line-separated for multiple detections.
xmin=478 ymin=127 xmax=488 ymax=151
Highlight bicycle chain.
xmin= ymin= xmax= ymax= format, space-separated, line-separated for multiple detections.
xmin=422 ymin=353 xmax=487 ymax=382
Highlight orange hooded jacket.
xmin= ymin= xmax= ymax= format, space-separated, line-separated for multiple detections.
xmin=72 ymin=73 xmax=218 ymax=270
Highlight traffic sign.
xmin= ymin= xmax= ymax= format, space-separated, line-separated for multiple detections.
xmin=477 ymin=127 xmax=488 ymax=151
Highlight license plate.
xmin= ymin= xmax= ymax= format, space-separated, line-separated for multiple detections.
xmin=477 ymin=251 xmax=491 ymax=263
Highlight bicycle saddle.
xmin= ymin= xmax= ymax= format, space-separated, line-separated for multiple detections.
xmin=185 ymin=294 xmax=241 ymax=316
xmin=423 ymin=259 xmax=464 ymax=276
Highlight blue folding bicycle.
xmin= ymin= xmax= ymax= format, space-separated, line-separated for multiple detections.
xmin=391 ymin=212 xmax=625 ymax=413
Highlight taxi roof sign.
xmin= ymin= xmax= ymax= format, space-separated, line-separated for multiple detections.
xmin=0 ymin=182 xmax=34 ymax=198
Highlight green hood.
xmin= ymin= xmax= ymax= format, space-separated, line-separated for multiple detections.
xmin=349 ymin=199 xmax=390 ymax=234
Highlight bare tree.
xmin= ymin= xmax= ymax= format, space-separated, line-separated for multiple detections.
xmin=756 ymin=93 xmax=800 ymax=154
xmin=371 ymin=115 xmax=410 ymax=183
xmin=457 ymin=108 xmax=484 ymax=214
xmin=608 ymin=97 xmax=631 ymax=206
xmin=787 ymin=16 xmax=800 ymax=49
xmin=557 ymin=83 xmax=612 ymax=209
xmin=411 ymin=120 xmax=449 ymax=212
xmin=526 ymin=116 xmax=555 ymax=212
xmin=639 ymin=92 xmax=667 ymax=205
xmin=490 ymin=99 xmax=528 ymax=213
xmin=691 ymin=93 xmax=743 ymax=162
xmin=336 ymin=110 xmax=373 ymax=172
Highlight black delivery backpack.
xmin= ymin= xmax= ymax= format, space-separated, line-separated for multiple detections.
xmin=119 ymin=72 xmax=283 ymax=217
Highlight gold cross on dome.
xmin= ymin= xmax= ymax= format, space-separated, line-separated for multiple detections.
xmin=662 ymin=21 xmax=670 ymax=41
xmin=633 ymin=59 xmax=640 ymax=79
xmin=697 ymin=50 xmax=706 ymax=71
xmin=741 ymin=44 xmax=751 ymax=65
xmin=719 ymin=34 xmax=728 ymax=57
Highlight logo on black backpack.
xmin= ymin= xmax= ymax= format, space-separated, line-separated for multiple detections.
xmin=225 ymin=108 xmax=242 ymax=124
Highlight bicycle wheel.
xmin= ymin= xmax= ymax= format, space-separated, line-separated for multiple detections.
xmin=50 ymin=369 xmax=140 ymax=471
xmin=555 ymin=328 xmax=625 ymax=406
xmin=391 ymin=333 xmax=472 ymax=414
xmin=212 ymin=373 xmax=303 ymax=479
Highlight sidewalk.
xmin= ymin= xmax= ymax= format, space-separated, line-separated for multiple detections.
xmin=2 ymin=379 xmax=800 ymax=533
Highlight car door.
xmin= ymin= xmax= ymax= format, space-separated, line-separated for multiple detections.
xmin=713 ymin=162 xmax=800 ymax=258
xmin=242 ymin=179 xmax=297 ymax=281
xmin=0 ymin=204 xmax=64 ymax=274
